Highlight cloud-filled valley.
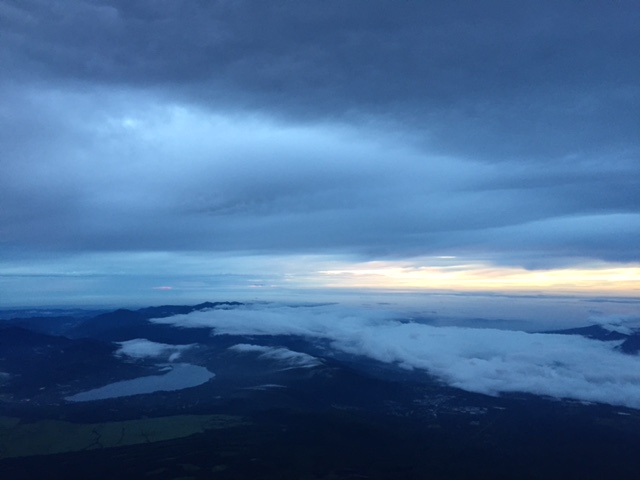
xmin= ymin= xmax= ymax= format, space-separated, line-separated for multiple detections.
xmin=151 ymin=303 xmax=640 ymax=409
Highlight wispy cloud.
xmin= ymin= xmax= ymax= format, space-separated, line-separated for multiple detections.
xmin=115 ymin=338 xmax=194 ymax=362
xmin=229 ymin=343 xmax=322 ymax=369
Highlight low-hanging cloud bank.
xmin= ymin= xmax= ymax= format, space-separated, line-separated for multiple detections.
xmin=229 ymin=343 xmax=322 ymax=369
xmin=115 ymin=338 xmax=194 ymax=362
xmin=151 ymin=304 xmax=640 ymax=409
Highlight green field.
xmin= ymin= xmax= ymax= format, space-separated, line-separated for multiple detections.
xmin=0 ymin=414 xmax=247 ymax=459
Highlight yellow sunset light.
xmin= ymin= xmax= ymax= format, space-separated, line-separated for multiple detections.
xmin=318 ymin=261 xmax=640 ymax=295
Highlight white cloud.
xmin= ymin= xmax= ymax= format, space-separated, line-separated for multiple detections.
xmin=229 ymin=343 xmax=322 ymax=369
xmin=115 ymin=339 xmax=194 ymax=361
xmin=151 ymin=304 xmax=640 ymax=409
xmin=590 ymin=314 xmax=640 ymax=335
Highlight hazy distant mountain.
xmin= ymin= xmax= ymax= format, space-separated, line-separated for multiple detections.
xmin=546 ymin=324 xmax=629 ymax=341
xmin=620 ymin=335 xmax=640 ymax=354
xmin=0 ymin=325 xmax=152 ymax=401
xmin=547 ymin=324 xmax=640 ymax=354
xmin=65 ymin=301 xmax=242 ymax=341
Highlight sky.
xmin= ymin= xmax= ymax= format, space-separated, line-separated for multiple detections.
xmin=1 ymin=0 xmax=640 ymax=308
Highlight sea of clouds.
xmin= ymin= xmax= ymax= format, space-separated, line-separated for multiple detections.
xmin=150 ymin=304 xmax=640 ymax=409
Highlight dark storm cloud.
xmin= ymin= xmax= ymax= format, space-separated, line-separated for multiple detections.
xmin=3 ymin=0 xmax=639 ymax=158
xmin=1 ymin=0 xmax=639 ymax=269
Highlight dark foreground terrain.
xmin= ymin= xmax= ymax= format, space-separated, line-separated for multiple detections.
xmin=1 ymin=302 xmax=640 ymax=479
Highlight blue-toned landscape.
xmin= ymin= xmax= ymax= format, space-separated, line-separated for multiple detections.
xmin=2 ymin=300 xmax=640 ymax=479
xmin=2 ymin=1 xmax=639 ymax=478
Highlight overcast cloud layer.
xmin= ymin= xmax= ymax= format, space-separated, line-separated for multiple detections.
xmin=1 ymin=1 xmax=639 ymax=302
xmin=152 ymin=303 xmax=640 ymax=409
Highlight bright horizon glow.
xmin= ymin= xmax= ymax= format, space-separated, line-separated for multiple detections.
xmin=2 ymin=252 xmax=640 ymax=309
xmin=318 ymin=260 xmax=640 ymax=296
